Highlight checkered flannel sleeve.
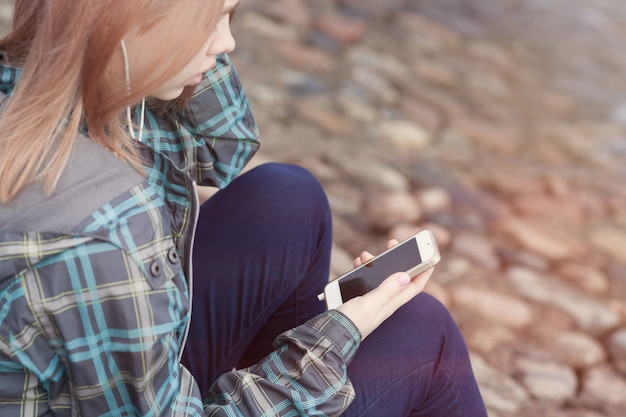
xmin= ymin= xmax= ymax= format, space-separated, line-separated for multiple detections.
xmin=140 ymin=53 xmax=260 ymax=189
xmin=205 ymin=310 xmax=361 ymax=417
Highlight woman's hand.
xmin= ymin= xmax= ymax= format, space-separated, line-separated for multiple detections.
xmin=336 ymin=239 xmax=434 ymax=340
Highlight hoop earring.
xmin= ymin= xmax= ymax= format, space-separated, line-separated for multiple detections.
xmin=120 ymin=39 xmax=145 ymax=142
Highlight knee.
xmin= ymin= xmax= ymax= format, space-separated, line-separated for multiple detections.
xmin=397 ymin=292 xmax=466 ymax=345
xmin=246 ymin=163 xmax=330 ymax=213
xmin=412 ymin=292 xmax=459 ymax=329
xmin=249 ymin=162 xmax=321 ymax=188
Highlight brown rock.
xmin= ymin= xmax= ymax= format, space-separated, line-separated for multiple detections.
xmin=510 ymin=193 xmax=585 ymax=226
xmin=414 ymin=187 xmax=452 ymax=214
xmin=314 ymin=13 xmax=367 ymax=44
xmin=468 ymin=325 xmax=517 ymax=353
xmin=590 ymin=226 xmax=626 ymax=264
xmin=455 ymin=118 xmax=522 ymax=155
xmin=239 ymin=12 xmax=299 ymax=41
xmin=387 ymin=223 xmax=423 ymax=243
xmin=465 ymin=40 xmax=518 ymax=73
xmin=451 ymin=233 xmax=501 ymax=271
xmin=451 ymin=285 xmax=533 ymax=328
xmin=608 ymin=329 xmax=626 ymax=375
xmin=362 ymin=190 xmax=422 ymax=231
xmin=337 ymin=90 xmax=378 ymax=124
xmin=579 ymin=366 xmax=626 ymax=412
xmin=274 ymin=42 xmax=337 ymax=73
xmin=500 ymin=217 xmax=586 ymax=260
xmin=412 ymin=59 xmax=459 ymax=88
xmin=376 ymin=119 xmax=432 ymax=151
xmin=399 ymin=96 xmax=445 ymax=133
xmin=396 ymin=12 xmax=463 ymax=49
xmin=539 ymin=90 xmax=580 ymax=118
xmin=339 ymin=0 xmax=407 ymax=16
xmin=554 ymin=263 xmax=609 ymax=295
xmin=338 ymin=157 xmax=411 ymax=191
xmin=508 ymin=267 xmax=621 ymax=334
xmin=481 ymin=171 xmax=546 ymax=198
xmin=552 ymin=331 xmax=607 ymax=369
xmin=470 ymin=353 xmax=529 ymax=414
xmin=295 ymin=100 xmax=356 ymax=136
xmin=257 ymin=0 xmax=312 ymax=28
xmin=515 ymin=354 xmax=578 ymax=404
xmin=406 ymin=84 xmax=468 ymax=121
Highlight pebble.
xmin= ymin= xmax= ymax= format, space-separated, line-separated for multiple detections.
xmin=337 ymin=88 xmax=379 ymax=123
xmin=451 ymin=233 xmax=500 ymax=271
xmin=451 ymin=285 xmax=533 ymax=328
xmin=314 ymin=13 xmax=367 ymax=44
xmin=414 ymin=187 xmax=452 ymax=214
xmin=468 ymin=325 xmax=517 ymax=353
xmin=362 ymin=190 xmax=422 ymax=231
xmin=553 ymin=331 xmax=607 ymax=369
xmin=499 ymin=217 xmax=585 ymax=261
xmin=470 ymin=353 xmax=530 ymax=413
xmin=376 ymin=119 xmax=432 ymax=151
xmin=399 ymin=96 xmax=445 ymax=132
xmin=239 ymin=12 xmax=299 ymax=41
xmin=256 ymin=0 xmax=312 ymax=29
xmin=578 ymin=366 xmax=626 ymax=411
xmin=607 ymin=329 xmax=626 ymax=375
xmin=515 ymin=354 xmax=578 ymax=404
xmin=337 ymin=157 xmax=411 ymax=191
xmin=507 ymin=267 xmax=620 ymax=335
xmin=554 ymin=263 xmax=610 ymax=295
xmin=590 ymin=226 xmax=626 ymax=264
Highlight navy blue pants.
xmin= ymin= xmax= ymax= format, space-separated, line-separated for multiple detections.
xmin=181 ymin=163 xmax=487 ymax=416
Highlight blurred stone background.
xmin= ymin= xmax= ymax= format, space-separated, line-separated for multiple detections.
xmin=2 ymin=1 xmax=626 ymax=416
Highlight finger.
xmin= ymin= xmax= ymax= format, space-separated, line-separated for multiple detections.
xmin=354 ymin=250 xmax=374 ymax=267
xmin=386 ymin=239 xmax=399 ymax=249
xmin=335 ymin=267 xmax=436 ymax=340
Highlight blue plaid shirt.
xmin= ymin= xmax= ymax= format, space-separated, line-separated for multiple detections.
xmin=0 ymin=55 xmax=361 ymax=416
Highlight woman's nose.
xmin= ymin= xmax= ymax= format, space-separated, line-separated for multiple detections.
xmin=211 ymin=21 xmax=236 ymax=55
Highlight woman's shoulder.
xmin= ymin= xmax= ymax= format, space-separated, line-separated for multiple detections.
xmin=0 ymin=135 xmax=145 ymax=234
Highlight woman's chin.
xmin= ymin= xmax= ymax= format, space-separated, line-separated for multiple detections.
xmin=150 ymin=87 xmax=186 ymax=102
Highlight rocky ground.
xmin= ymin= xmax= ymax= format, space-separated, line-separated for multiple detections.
xmin=3 ymin=1 xmax=626 ymax=416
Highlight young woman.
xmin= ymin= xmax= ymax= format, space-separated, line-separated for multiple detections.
xmin=0 ymin=0 xmax=487 ymax=415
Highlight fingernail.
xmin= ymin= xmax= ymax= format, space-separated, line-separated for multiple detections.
xmin=397 ymin=273 xmax=410 ymax=287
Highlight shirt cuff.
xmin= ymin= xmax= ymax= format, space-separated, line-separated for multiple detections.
xmin=308 ymin=310 xmax=362 ymax=364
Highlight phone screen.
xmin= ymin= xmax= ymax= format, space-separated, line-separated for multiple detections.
xmin=339 ymin=239 xmax=422 ymax=302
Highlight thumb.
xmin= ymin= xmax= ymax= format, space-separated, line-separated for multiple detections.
xmin=370 ymin=268 xmax=434 ymax=310
xmin=373 ymin=272 xmax=411 ymax=304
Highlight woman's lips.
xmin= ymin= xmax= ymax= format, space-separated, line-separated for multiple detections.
xmin=190 ymin=73 xmax=203 ymax=85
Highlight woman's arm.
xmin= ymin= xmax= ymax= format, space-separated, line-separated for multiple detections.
xmin=22 ymin=240 xmax=359 ymax=417
xmin=3 ymin=202 xmax=360 ymax=416
xmin=205 ymin=310 xmax=361 ymax=417
xmin=141 ymin=54 xmax=260 ymax=189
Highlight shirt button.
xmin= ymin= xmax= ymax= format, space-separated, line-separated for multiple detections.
xmin=150 ymin=260 xmax=162 ymax=277
xmin=167 ymin=248 xmax=180 ymax=264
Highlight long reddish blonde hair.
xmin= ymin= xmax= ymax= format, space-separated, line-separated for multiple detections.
xmin=0 ymin=0 xmax=223 ymax=203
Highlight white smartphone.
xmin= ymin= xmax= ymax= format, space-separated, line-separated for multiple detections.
xmin=319 ymin=229 xmax=441 ymax=310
